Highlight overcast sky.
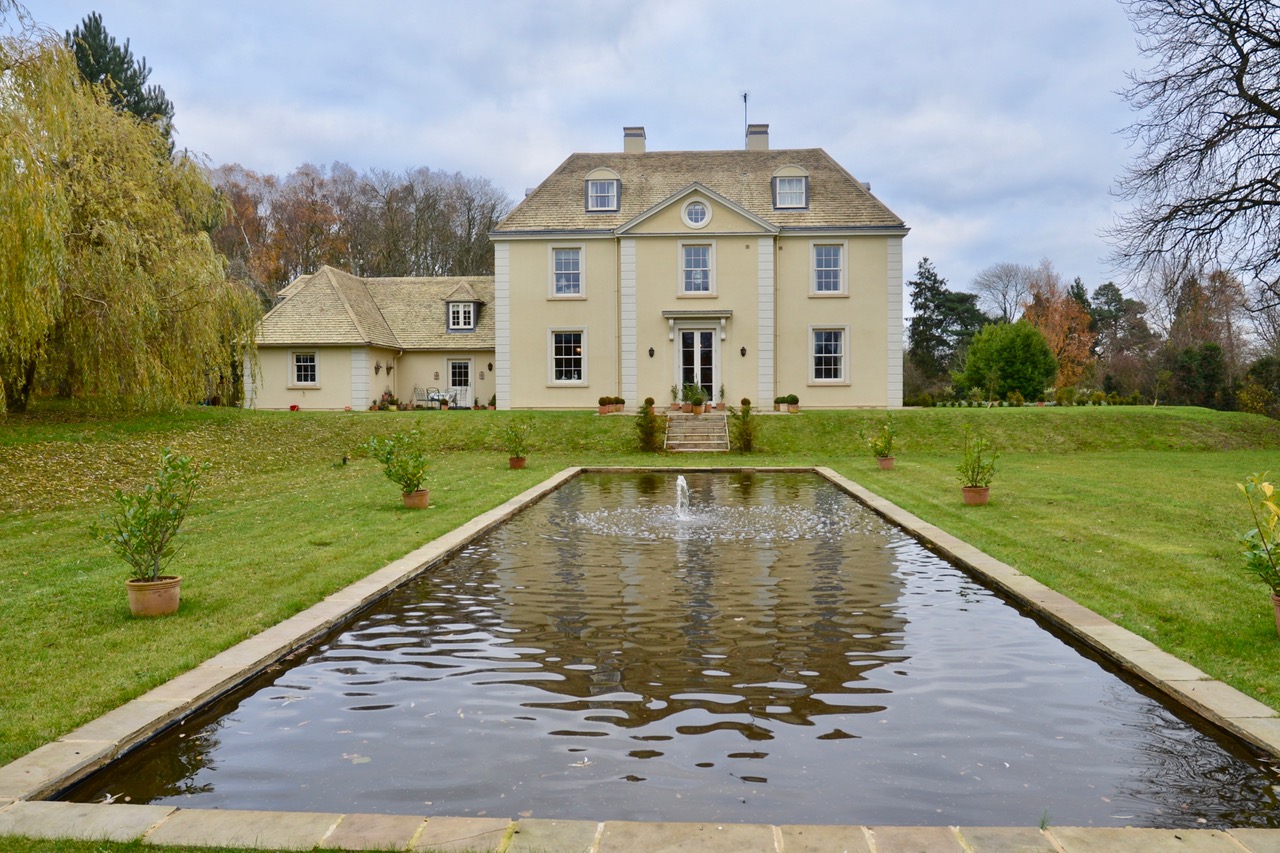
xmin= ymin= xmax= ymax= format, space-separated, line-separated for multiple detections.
xmin=34 ymin=0 xmax=1147 ymax=298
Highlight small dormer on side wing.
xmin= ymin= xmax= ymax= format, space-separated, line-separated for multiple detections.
xmin=444 ymin=281 xmax=482 ymax=332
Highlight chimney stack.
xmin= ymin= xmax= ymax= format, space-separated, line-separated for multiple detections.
xmin=746 ymin=123 xmax=769 ymax=151
xmin=623 ymin=126 xmax=646 ymax=154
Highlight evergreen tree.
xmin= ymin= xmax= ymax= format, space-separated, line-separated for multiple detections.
xmin=65 ymin=12 xmax=174 ymax=141
xmin=906 ymin=258 xmax=986 ymax=384
xmin=955 ymin=322 xmax=1058 ymax=401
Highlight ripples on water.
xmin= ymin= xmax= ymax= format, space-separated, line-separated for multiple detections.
xmin=64 ymin=472 xmax=1280 ymax=827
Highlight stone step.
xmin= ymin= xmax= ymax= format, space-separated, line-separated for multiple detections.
xmin=664 ymin=413 xmax=729 ymax=452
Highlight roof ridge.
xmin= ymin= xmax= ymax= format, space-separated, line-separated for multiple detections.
xmin=323 ymin=267 xmax=403 ymax=349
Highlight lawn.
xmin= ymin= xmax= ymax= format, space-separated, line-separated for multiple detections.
xmin=1 ymin=402 xmax=1278 ymax=850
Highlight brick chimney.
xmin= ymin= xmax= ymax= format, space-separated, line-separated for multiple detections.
xmin=624 ymin=126 xmax=646 ymax=154
xmin=746 ymin=123 xmax=769 ymax=151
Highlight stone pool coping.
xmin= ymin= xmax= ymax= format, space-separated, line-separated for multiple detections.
xmin=1 ymin=465 xmax=1278 ymax=852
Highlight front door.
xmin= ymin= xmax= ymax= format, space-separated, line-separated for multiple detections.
xmin=678 ymin=329 xmax=716 ymax=402
xmin=448 ymin=359 xmax=472 ymax=408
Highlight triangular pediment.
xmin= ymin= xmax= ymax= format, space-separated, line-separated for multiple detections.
xmin=615 ymin=183 xmax=779 ymax=236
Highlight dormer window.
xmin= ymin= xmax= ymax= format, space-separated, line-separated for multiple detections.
xmin=448 ymin=301 xmax=476 ymax=330
xmin=772 ymin=165 xmax=810 ymax=209
xmin=586 ymin=179 xmax=619 ymax=211
xmin=774 ymin=176 xmax=808 ymax=208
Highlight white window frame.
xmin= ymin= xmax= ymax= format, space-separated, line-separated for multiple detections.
xmin=678 ymin=240 xmax=716 ymax=296
xmin=810 ymin=240 xmax=848 ymax=295
xmin=448 ymin=301 xmax=476 ymax=330
xmin=774 ymin=176 xmax=808 ymax=209
xmin=586 ymin=179 xmax=619 ymax=212
xmin=548 ymin=244 xmax=586 ymax=298
xmin=290 ymin=351 xmax=318 ymax=387
xmin=810 ymin=326 xmax=849 ymax=384
xmin=681 ymin=198 xmax=712 ymax=229
xmin=548 ymin=328 xmax=588 ymax=386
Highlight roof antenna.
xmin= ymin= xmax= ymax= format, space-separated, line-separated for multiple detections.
xmin=741 ymin=91 xmax=750 ymax=149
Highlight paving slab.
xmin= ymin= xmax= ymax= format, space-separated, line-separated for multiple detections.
xmin=599 ymin=819 xmax=776 ymax=852
xmin=410 ymin=816 xmax=512 ymax=852
xmin=144 ymin=807 xmax=341 ymax=850
xmin=956 ymin=826 xmax=1057 ymax=852
xmin=136 ymin=663 xmax=248 ymax=702
xmin=0 ymin=800 xmax=173 ymax=842
xmin=1230 ymin=828 xmax=1280 ymax=853
xmin=777 ymin=823 xmax=871 ymax=852
xmin=507 ymin=818 xmax=601 ymax=853
xmin=60 ymin=695 xmax=189 ymax=746
xmin=867 ymin=825 xmax=964 ymax=852
xmin=1232 ymin=716 xmax=1280 ymax=753
xmin=322 ymin=812 xmax=428 ymax=850
xmin=1048 ymin=826 xmax=1243 ymax=852
xmin=1168 ymin=680 xmax=1278 ymax=719
xmin=0 ymin=739 xmax=116 ymax=800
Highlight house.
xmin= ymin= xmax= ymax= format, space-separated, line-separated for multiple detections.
xmin=490 ymin=124 xmax=908 ymax=410
xmin=246 ymin=266 xmax=496 ymax=410
xmin=247 ymin=124 xmax=906 ymax=411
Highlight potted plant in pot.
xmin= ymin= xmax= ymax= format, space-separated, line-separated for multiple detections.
xmin=786 ymin=394 xmax=800 ymax=413
xmin=717 ymin=383 xmax=727 ymax=411
xmin=598 ymin=395 xmax=610 ymax=415
xmin=690 ymin=390 xmax=705 ymax=415
xmin=93 ymin=448 xmax=207 ymax=617
xmin=670 ymin=385 xmax=681 ymax=412
xmin=773 ymin=395 xmax=784 ymax=412
xmin=1238 ymin=473 xmax=1280 ymax=636
xmin=504 ymin=416 xmax=533 ymax=469
xmin=363 ymin=429 xmax=431 ymax=508
xmin=957 ymin=426 xmax=997 ymax=505
xmin=863 ymin=417 xmax=897 ymax=470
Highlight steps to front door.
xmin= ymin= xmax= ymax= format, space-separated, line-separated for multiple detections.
xmin=663 ymin=412 xmax=730 ymax=452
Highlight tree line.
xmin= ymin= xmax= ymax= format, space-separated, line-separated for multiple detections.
xmin=208 ymin=162 xmax=511 ymax=303
xmin=905 ymin=255 xmax=1280 ymax=414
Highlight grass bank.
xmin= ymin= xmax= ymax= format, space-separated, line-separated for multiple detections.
xmin=1 ymin=404 xmax=1278 ymax=790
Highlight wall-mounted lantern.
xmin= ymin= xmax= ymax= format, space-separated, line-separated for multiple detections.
xmin=648 ymin=347 xmax=655 ymax=358
xmin=740 ymin=346 xmax=747 ymax=357
xmin=374 ymin=360 xmax=383 ymax=375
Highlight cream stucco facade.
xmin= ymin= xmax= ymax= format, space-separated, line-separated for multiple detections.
xmin=491 ymin=126 xmax=907 ymax=410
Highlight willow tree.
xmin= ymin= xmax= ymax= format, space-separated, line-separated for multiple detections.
xmin=0 ymin=7 xmax=259 ymax=412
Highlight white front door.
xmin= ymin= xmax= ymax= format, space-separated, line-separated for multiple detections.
xmin=678 ymin=329 xmax=717 ymax=402
xmin=448 ymin=359 xmax=472 ymax=407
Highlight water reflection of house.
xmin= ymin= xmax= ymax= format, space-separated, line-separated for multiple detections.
xmin=480 ymin=473 xmax=909 ymax=731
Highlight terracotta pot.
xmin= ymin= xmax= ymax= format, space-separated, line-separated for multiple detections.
xmin=962 ymin=486 xmax=990 ymax=506
xmin=598 ymin=405 xmax=609 ymax=415
xmin=682 ymin=403 xmax=692 ymax=413
xmin=717 ymin=402 xmax=726 ymax=411
xmin=788 ymin=404 xmax=799 ymax=413
xmin=1272 ymin=592 xmax=1280 ymax=637
xmin=127 ymin=575 xmax=182 ymax=617
xmin=509 ymin=456 xmax=527 ymax=470
xmin=877 ymin=456 xmax=895 ymax=471
xmin=773 ymin=403 xmax=781 ymax=411
xmin=401 ymin=488 xmax=430 ymax=509
xmin=692 ymin=404 xmax=704 ymax=415
xmin=670 ymin=403 xmax=681 ymax=411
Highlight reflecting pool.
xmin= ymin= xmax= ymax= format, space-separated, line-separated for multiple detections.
xmin=64 ymin=472 xmax=1280 ymax=827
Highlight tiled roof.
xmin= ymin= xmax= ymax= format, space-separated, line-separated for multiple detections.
xmin=256 ymin=266 xmax=495 ymax=350
xmin=493 ymin=148 xmax=905 ymax=233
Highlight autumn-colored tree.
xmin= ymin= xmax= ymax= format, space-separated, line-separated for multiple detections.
xmin=1020 ymin=260 xmax=1096 ymax=388
xmin=0 ymin=9 xmax=259 ymax=412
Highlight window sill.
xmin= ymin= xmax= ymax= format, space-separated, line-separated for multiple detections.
xmin=678 ymin=292 xmax=717 ymax=299
xmin=548 ymin=295 xmax=587 ymax=300
xmin=287 ymin=384 xmax=320 ymax=390
xmin=809 ymin=292 xmax=849 ymax=298
xmin=808 ymin=380 xmax=850 ymax=386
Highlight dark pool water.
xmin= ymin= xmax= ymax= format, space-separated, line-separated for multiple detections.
xmin=64 ymin=472 xmax=1280 ymax=826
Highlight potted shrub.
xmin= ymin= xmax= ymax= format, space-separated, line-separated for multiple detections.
xmin=488 ymin=394 xmax=497 ymax=410
xmin=504 ymin=416 xmax=533 ymax=469
xmin=1239 ymin=474 xmax=1280 ymax=636
xmin=636 ymin=397 xmax=664 ymax=452
xmin=93 ymin=448 xmax=207 ymax=617
xmin=681 ymin=384 xmax=698 ymax=414
xmin=786 ymin=393 xmax=800 ymax=413
xmin=690 ymin=391 xmax=705 ymax=415
xmin=599 ymin=395 xmax=610 ymax=415
xmin=957 ymin=427 xmax=997 ymax=505
xmin=670 ymin=385 xmax=681 ymax=412
xmin=717 ymin=383 xmax=727 ymax=411
xmin=863 ymin=417 xmax=896 ymax=470
xmin=773 ymin=395 xmax=784 ymax=412
xmin=363 ymin=429 xmax=431 ymax=508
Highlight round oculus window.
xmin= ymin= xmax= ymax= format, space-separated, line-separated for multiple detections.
xmin=683 ymin=200 xmax=709 ymax=227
